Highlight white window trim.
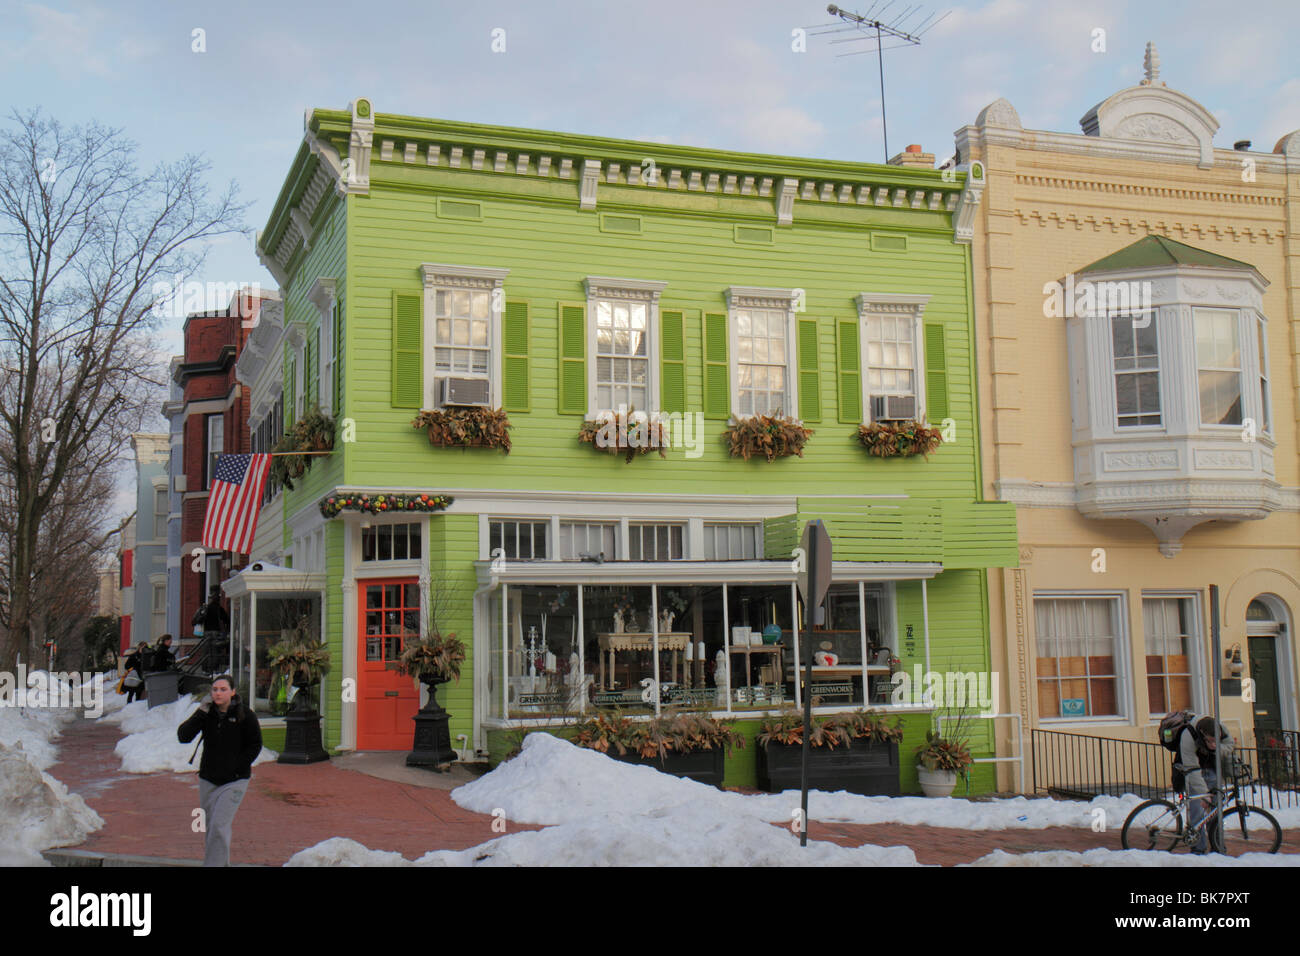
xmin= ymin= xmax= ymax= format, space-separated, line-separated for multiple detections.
xmin=1032 ymin=590 xmax=1131 ymax=723
xmin=1107 ymin=309 xmax=1165 ymax=432
xmin=1140 ymin=589 xmax=1205 ymax=719
xmin=308 ymin=277 xmax=337 ymax=414
xmin=1192 ymin=306 xmax=1247 ymax=430
xmin=420 ymin=263 xmax=510 ymax=410
xmin=205 ymin=414 xmax=224 ymax=491
xmin=1256 ymin=314 xmax=1271 ymax=436
xmin=584 ymin=275 xmax=667 ymax=419
xmin=725 ymin=286 xmax=800 ymax=421
xmin=855 ymin=293 xmax=931 ymax=425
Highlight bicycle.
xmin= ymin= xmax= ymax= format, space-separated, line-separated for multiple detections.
xmin=1120 ymin=769 xmax=1282 ymax=856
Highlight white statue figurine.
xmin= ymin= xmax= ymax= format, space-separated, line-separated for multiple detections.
xmin=659 ymin=608 xmax=675 ymax=632
xmin=714 ymin=648 xmax=729 ymax=707
xmin=613 ymin=609 xmax=624 ymax=633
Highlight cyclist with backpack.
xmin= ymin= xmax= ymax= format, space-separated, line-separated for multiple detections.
xmin=1159 ymin=711 xmax=1241 ymax=854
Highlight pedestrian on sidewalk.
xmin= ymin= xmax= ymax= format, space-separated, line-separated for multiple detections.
xmin=177 ymin=675 xmax=262 ymax=867
xmin=122 ymin=642 xmax=150 ymax=704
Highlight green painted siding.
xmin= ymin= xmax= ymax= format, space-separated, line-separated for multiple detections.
xmin=427 ymin=514 xmax=478 ymax=748
xmin=323 ymin=518 xmax=344 ymax=750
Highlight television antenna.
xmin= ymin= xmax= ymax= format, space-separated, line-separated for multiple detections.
xmin=814 ymin=3 xmax=950 ymax=163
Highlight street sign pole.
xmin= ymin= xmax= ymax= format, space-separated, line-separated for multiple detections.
xmin=797 ymin=519 xmax=832 ymax=848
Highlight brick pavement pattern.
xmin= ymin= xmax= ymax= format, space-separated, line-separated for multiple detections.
xmin=49 ymin=717 xmax=1300 ymax=866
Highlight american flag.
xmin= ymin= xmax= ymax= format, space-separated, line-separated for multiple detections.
xmin=202 ymin=454 xmax=272 ymax=554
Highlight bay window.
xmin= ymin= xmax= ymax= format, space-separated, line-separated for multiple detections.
xmin=1194 ymin=308 xmax=1243 ymax=426
xmin=1112 ymin=314 xmax=1161 ymax=427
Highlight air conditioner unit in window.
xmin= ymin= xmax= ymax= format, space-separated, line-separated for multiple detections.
xmin=870 ymin=394 xmax=917 ymax=422
xmin=437 ymin=377 xmax=491 ymax=407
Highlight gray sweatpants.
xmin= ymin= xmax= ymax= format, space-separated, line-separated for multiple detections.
xmin=198 ymin=778 xmax=249 ymax=867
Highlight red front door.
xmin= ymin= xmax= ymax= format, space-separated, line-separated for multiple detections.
xmin=357 ymin=578 xmax=421 ymax=750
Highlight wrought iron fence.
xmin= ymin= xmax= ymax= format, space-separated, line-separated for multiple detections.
xmin=1031 ymin=728 xmax=1299 ymax=809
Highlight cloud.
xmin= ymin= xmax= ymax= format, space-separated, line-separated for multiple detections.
xmin=16 ymin=3 xmax=112 ymax=77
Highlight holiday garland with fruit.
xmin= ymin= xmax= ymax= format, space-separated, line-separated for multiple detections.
xmin=319 ymin=491 xmax=454 ymax=518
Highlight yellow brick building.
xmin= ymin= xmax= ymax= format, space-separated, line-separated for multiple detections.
xmin=955 ymin=43 xmax=1300 ymax=792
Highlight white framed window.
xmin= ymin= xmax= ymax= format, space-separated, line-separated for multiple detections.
xmin=308 ymin=278 xmax=337 ymax=414
xmin=152 ymin=583 xmax=166 ymax=612
xmin=628 ymin=523 xmax=684 ymax=561
xmin=361 ymin=523 xmax=423 ymax=562
xmin=1033 ymin=593 xmax=1128 ymax=720
xmin=154 ymin=488 xmax=167 ymax=539
xmin=1256 ymin=316 xmax=1270 ymax=435
xmin=1111 ymin=313 xmax=1161 ymax=428
xmin=489 ymin=519 xmax=548 ymax=561
xmin=856 ymin=293 xmax=930 ymax=423
xmin=1142 ymin=594 xmax=1202 ymax=717
xmin=725 ymin=287 xmax=797 ymax=419
xmin=420 ymin=264 xmax=509 ymax=408
xmin=205 ymin=414 xmax=224 ymax=490
xmin=558 ymin=521 xmax=617 ymax=561
xmin=1193 ymin=307 xmax=1243 ymax=426
xmin=584 ymin=276 xmax=666 ymax=417
xmin=702 ymin=523 xmax=761 ymax=560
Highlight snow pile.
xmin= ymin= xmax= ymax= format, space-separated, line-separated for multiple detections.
xmin=0 ymin=704 xmax=67 ymax=771
xmin=93 ymin=671 xmax=132 ymax=718
xmin=968 ymin=847 xmax=1300 ymax=867
xmin=452 ymin=732 xmax=1146 ymax=831
xmin=112 ymin=696 xmax=278 ymax=774
xmin=0 ymin=741 xmax=103 ymax=866
xmin=287 ymin=734 xmax=919 ymax=866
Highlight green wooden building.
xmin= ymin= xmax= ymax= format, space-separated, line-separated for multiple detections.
xmin=232 ymin=98 xmax=1017 ymax=792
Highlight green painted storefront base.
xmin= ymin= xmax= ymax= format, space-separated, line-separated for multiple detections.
xmin=485 ymin=712 xmax=997 ymax=796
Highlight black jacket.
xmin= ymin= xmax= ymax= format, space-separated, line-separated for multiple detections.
xmin=192 ymin=600 xmax=230 ymax=633
xmin=177 ymin=696 xmax=263 ymax=786
xmin=152 ymin=645 xmax=176 ymax=671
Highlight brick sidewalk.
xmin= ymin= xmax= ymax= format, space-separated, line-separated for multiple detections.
xmin=49 ymin=718 xmax=536 ymax=866
xmin=48 ymin=717 xmax=1300 ymax=866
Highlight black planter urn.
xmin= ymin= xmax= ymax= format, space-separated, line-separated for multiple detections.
xmin=407 ymin=675 xmax=456 ymax=770
xmin=757 ymin=737 xmax=900 ymax=796
xmin=277 ymin=678 xmax=330 ymax=764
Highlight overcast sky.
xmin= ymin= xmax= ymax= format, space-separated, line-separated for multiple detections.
xmin=4 ymin=0 xmax=1297 ymax=519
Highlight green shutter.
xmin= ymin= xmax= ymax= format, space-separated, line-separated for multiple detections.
xmin=797 ymin=317 xmax=820 ymax=422
xmin=557 ymin=302 xmax=586 ymax=415
xmin=703 ymin=312 xmax=729 ymax=420
xmin=660 ymin=309 xmax=685 ymax=414
xmin=391 ymin=291 xmax=423 ymax=408
xmin=333 ymin=300 xmax=344 ymax=419
xmin=837 ymin=319 xmax=861 ymax=423
xmin=284 ymin=345 xmax=295 ymax=429
xmin=503 ymin=300 xmax=530 ymax=412
xmin=305 ymin=334 xmax=317 ymax=410
xmin=924 ymin=322 xmax=949 ymax=422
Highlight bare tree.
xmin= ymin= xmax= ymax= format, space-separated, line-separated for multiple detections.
xmin=0 ymin=108 xmax=246 ymax=671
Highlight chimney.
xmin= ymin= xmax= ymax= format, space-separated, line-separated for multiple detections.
xmin=887 ymin=143 xmax=935 ymax=168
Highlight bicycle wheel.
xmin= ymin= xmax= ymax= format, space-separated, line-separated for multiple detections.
xmin=1121 ymin=799 xmax=1183 ymax=851
xmin=1212 ymin=805 xmax=1283 ymax=856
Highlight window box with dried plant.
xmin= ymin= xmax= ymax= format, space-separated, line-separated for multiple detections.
xmin=724 ymin=413 xmax=813 ymax=462
xmin=411 ymin=406 xmax=512 ymax=452
xmin=857 ymin=420 xmax=943 ymax=458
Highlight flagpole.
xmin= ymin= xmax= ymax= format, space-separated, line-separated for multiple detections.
xmin=266 ymin=451 xmax=333 ymax=457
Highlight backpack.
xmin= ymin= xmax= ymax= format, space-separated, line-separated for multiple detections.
xmin=1158 ymin=710 xmax=1197 ymax=754
xmin=140 ymin=646 xmax=156 ymax=672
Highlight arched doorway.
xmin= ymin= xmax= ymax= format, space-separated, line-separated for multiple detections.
xmin=1244 ymin=596 xmax=1294 ymax=738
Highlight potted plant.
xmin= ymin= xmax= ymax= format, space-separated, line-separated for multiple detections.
xmin=857 ymin=419 xmax=943 ymax=458
xmin=265 ymin=605 xmax=331 ymax=764
xmin=574 ymin=712 xmax=745 ymax=788
xmin=397 ymin=630 xmax=466 ymax=770
xmin=411 ymin=406 xmax=512 ymax=452
xmin=577 ymin=407 xmax=669 ymax=463
xmin=270 ymin=406 xmax=337 ymax=491
xmin=756 ymin=708 xmax=903 ymax=795
xmin=914 ymin=727 xmax=974 ymax=797
xmin=723 ymin=413 xmax=813 ymax=462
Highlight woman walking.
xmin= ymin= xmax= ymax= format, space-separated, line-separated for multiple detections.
xmin=122 ymin=641 xmax=150 ymax=704
xmin=177 ymin=675 xmax=262 ymax=866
